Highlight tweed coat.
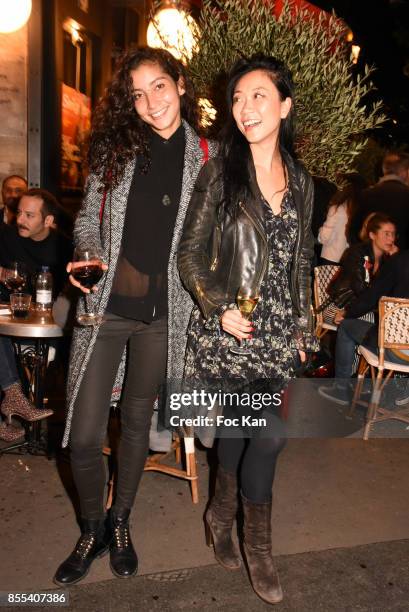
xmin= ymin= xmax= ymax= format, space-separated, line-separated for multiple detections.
xmin=62 ymin=121 xmax=217 ymax=447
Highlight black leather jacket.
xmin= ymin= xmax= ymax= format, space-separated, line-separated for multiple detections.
xmin=328 ymin=241 xmax=378 ymax=308
xmin=178 ymin=154 xmax=317 ymax=349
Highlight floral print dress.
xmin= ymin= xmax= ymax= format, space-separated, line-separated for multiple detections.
xmin=184 ymin=190 xmax=299 ymax=385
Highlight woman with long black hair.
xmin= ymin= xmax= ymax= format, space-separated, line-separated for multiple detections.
xmin=178 ymin=54 xmax=317 ymax=605
xmin=54 ymin=47 xmax=216 ymax=586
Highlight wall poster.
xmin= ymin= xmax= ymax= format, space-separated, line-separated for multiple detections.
xmin=61 ymin=83 xmax=91 ymax=191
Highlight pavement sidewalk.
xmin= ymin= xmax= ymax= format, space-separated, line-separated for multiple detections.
xmin=3 ymin=540 xmax=409 ymax=611
xmin=1 ymin=437 xmax=409 ymax=611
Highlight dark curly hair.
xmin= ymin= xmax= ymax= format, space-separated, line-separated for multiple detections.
xmin=88 ymin=47 xmax=201 ymax=189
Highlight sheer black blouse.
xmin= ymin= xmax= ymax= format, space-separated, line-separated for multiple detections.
xmin=107 ymin=125 xmax=185 ymax=321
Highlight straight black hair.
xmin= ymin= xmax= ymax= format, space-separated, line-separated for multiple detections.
xmin=221 ymin=54 xmax=296 ymax=217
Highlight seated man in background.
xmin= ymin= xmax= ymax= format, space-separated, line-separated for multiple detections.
xmin=319 ymin=250 xmax=409 ymax=405
xmin=0 ymin=188 xmax=72 ymax=295
xmin=0 ymin=189 xmax=72 ymax=442
xmin=1 ymin=174 xmax=28 ymax=225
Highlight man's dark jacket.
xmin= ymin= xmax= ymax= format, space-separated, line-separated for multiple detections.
xmin=0 ymin=221 xmax=72 ymax=297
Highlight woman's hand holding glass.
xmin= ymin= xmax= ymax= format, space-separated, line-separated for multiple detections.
xmin=67 ymin=255 xmax=108 ymax=294
xmin=220 ymin=308 xmax=254 ymax=340
xmin=224 ymin=286 xmax=259 ymax=356
xmin=68 ymin=248 xmax=107 ymax=326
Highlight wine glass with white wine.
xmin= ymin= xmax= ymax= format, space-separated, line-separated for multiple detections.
xmin=230 ymin=285 xmax=260 ymax=356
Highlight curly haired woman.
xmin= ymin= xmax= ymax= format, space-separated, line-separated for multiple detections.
xmin=54 ymin=47 xmax=216 ymax=586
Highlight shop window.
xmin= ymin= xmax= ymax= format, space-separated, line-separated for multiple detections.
xmin=62 ymin=23 xmax=91 ymax=96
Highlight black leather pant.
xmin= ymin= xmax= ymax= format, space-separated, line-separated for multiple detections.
xmin=69 ymin=313 xmax=167 ymax=520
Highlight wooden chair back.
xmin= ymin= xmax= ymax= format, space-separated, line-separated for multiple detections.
xmin=313 ymin=265 xmax=340 ymax=335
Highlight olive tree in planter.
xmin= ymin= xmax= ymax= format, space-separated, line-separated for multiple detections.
xmin=185 ymin=0 xmax=386 ymax=182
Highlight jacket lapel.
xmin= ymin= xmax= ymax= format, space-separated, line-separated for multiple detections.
xmin=283 ymin=152 xmax=303 ymax=271
xmin=169 ymin=121 xmax=205 ymax=258
xmin=109 ymin=159 xmax=135 ymax=227
xmin=243 ymin=156 xmax=268 ymax=239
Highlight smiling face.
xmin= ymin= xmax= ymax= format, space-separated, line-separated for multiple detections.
xmin=130 ymin=61 xmax=185 ymax=140
xmin=369 ymin=222 xmax=397 ymax=254
xmin=231 ymin=69 xmax=292 ymax=147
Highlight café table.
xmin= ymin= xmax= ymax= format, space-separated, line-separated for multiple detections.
xmin=0 ymin=304 xmax=63 ymax=455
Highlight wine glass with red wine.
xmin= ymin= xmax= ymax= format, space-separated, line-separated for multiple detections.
xmin=71 ymin=247 xmax=105 ymax=326
xmin=4 ymin=262 xmax=27 ymax=293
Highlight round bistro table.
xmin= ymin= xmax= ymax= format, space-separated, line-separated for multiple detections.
xmin=0 ymin=306 xmax=63 ymax=454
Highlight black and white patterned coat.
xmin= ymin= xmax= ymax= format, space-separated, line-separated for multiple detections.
xmin=62 ymin=121 xmax=217 ymax=447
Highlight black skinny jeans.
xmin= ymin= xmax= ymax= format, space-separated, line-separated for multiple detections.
xmin=70 ymin=312 xmax=167 ymax=520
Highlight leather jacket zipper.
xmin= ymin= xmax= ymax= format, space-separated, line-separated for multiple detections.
xmin=193 ymin=274 xmax=220 ymax=308
xmin=238 ymin=201 xmax=268 ymax=292
xmin=210 ymin=217 xmax=222 ymax=272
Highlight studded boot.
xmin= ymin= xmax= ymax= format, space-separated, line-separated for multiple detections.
xmin=109 ymin=509 xmax=138 ymax=578
xmin=204 ymin=466 xmax=241 ymax=570
xmin=1 ymin=383 xmax=53 ymax=423
xmin=53 ymin=518 xmax=111 ymax=586
xmin=242 ymin=494 xmax=283 ymax=605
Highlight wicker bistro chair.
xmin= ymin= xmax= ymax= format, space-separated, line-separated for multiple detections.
xmin=351 ymin=297 xmax=409 ymax=440
xmin=313 ymin=265 xmax=374 ymax=372
xmin=103 ymin=432 xmax=198 ymax=509
xmin=313 ymin=265 xmax=340 ymax=338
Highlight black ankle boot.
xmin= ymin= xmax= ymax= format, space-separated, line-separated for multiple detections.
xmin=109 ymin=509 xmax=138 ymax=578
xmin=53 ymin=518 xmax=111 ymax=586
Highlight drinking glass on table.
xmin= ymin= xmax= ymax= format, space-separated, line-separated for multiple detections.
xmin=10 ymin=293 xmax=31 ymax=319
xmin=229 ymin=285 xmax=260 ymax=356
xmin=70 ymin=247 xmax=105 ymax=326
xmin=4 ymin=262 xmax=27 ymax=293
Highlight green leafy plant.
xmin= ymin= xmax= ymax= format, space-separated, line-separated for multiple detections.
xmin=185 ymin=0 xmax=387 ymax=181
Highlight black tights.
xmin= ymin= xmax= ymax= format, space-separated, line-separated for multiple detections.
xmin=69 ymin=313 xmax=167 ymax=520
xmin=217 ymin=410 xmax=286 ymax=503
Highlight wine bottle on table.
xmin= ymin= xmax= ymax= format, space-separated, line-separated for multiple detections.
xmin=36 ymin=266 xmax=53 ymax=312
